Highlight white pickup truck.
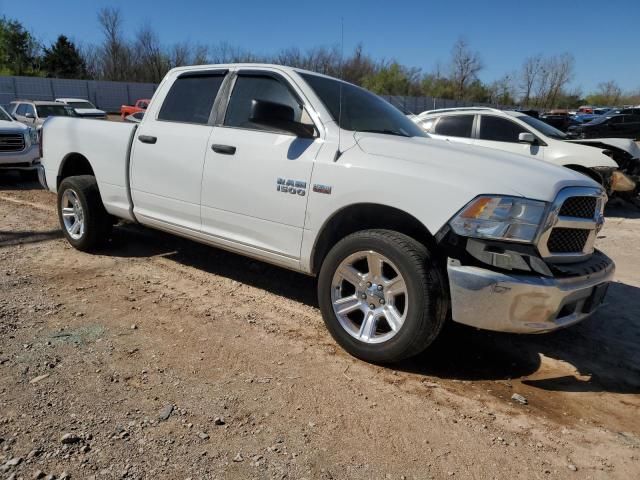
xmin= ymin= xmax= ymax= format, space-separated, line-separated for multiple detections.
xmin=39 ymin=64 xmax=615 ymax=363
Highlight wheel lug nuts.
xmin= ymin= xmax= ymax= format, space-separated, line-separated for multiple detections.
xmin=360 ymin=294 xmax=367 ymax=299
xmin=377 ymin=285 xmax=383 ymax=291
xmin=366 ymin=282 xmax=372 ymax=288
xmin=369 ymin=304 xmax=375 ymax=309
xmin=380 ymin=299 xmax=385 ymax=305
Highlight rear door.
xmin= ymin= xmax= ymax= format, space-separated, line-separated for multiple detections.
xmin=200 ymin=69 xmax=321 ymax=263
xmin=429 ymin=114 xmax=475 ymax=145
xmin=130 ymin=70 xmax=226 ymax=231
xmin=474 ymin=115 xmax=544 ymax=160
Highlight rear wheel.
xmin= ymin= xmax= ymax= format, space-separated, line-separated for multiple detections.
xmin=57 ymin=175 xmax=112 ymax=252
xmin=318 ymin=229 xmax=448 ymax=363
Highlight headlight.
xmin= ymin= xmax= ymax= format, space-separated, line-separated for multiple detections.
xmin=449 ymin=196 xmax=547 ymax=243
xmin=28 ymin=128 xmax=38 ymax=145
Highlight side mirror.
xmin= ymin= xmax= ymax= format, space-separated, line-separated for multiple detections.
xmin=25 ymin=112 xmax=35 ymax=119
xmin=250 ymin=99 xmax=314 ymax=138
xmin=518 ymin=132 xmax=536 ymax=144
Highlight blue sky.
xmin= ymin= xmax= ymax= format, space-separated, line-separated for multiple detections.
xmin=1 ymin=0 xmax=638 ymax=93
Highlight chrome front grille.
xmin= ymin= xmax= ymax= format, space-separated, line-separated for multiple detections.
xmin=547 ymin=228 xmax=590 ymax=253
xmin=0 ymin=133 xmax=26 ymax=152
xmin=558 ymin=196 xmax=597 ymax=219
xmin=537 ymin=187 xmax=606 ymax=263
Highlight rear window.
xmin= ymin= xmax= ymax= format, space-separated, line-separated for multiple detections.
xmin=158 ymin=74 xmax=225 ymax=124
xmin=433 ymin=115 xmax=474 ymax=138
xmin=479 ymin=116 xmax=528 ymax=142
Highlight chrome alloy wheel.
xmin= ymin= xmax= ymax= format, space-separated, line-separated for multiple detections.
xmin=60 ymin=189 xmax=85 ymax=240
xmin=331 ymin=250 xmax=408 ymax=344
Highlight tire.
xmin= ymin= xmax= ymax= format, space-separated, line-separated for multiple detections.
xmin=57 ymin=175 xmax=112 ymax=252
xmin=318 ymin=229 xmax=448 ymax=363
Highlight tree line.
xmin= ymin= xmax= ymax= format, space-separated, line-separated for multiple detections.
xmin=1 ymin=9 xmax=638 ymax=109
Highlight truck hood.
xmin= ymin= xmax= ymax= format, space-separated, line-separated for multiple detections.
xmin=565 ymin=137 xmax=640 ymax=159
xmin=0 ymin=119 xmax=28 ymax=132
xmin=354 ymin=133 xmax=599 ymax=202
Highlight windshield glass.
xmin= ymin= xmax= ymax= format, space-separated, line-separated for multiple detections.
xmin=36 ymin=105 xmax=72 ymax=118
xmin=68 ymin=101 xmax=96 ymax=109
xmin=300 ymin=73 xmax=425 ymax=138
xmin=515 ymin=114 xmax=567 ymax=139
xmin=0 ymin=107 xmax=12 ymax=122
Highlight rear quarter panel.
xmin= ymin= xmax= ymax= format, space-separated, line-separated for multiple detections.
xmin=41 ymin=117 xmax=137 ymax=219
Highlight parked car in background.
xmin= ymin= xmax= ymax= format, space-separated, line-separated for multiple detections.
xmin=412 ymin=107 xmax=630 ymax=193
xmin=55 ymin=98 xmax=107 ymax=119
xmin=120 ymin=99 xmax=150 ymax=119
xmin=540 ymin=109 xmax=571 ymax=131
xmin=39 ymin=63 xmax=615 ymax=363
xmin=124 ymin=111 xmax=144 ymax=123
xmin=577 ymin=106 xmax=595 ymax=114
xmin=0 ymin=105 xmax=40 ymax=176
xmin=567 ymin=114 xmax=640 ymax=140
xmin=9 ymin=100 xmax=76 ymax=127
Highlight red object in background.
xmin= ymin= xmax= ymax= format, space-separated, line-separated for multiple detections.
xmin=120 ymin=99 xmax=150 ymax=118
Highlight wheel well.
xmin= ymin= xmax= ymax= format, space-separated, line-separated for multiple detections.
xmin=565 ymin=164 xmax=602 ymax=185
xmin=311 ymin=203 xmax=437 ymax=274
xmin=57 ymin=153 xmax=94 ymax=188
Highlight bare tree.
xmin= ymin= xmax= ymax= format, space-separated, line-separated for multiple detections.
xmin=97 ymin=7 xmax=132 ymax=80
xmin=134 ymin=25 xmax=168 ymax=82
xmin=449 ymin=38 xmax=483 ymax=100
xmin=596 ymin=80 xmax=622 ymax=105
xmin=520 ymin=54 xmax=543 ymax=106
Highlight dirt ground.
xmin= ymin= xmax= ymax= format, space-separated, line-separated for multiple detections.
xmin=0 ymin=173 xmax=639 ymax=480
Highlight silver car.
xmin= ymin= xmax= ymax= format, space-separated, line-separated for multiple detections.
xmin=0 ymin=106 xmax=40 ymax=173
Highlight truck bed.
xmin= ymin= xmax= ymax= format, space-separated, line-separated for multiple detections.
xmin=42 ymin=117 xmax=138 ymax=221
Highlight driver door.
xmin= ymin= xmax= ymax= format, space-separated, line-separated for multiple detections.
xmin=200 ymin=70 xmax=321 ymax=265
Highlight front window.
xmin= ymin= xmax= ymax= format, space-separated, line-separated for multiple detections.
xmin=224 ymin=74 xmax=312 ymax=131
xmin=300 ymin=72 xmax=425 ymax=137
xmin=516 ymin=114 xmax=567 ymax=139
xmin=36 ymin=105 xmax=71 ymax=118
xmin=479 ymin=116 xmax=528 ymax=142
xmin=67 ymin=101 xmax=96 ymax=109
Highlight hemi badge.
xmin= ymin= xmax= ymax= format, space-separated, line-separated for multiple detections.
xmin=313 ymin=184 xmax=332 ymax=195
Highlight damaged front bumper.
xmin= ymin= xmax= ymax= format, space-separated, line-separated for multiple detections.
xmin=446 ymin=253 xmax=615 ymax=333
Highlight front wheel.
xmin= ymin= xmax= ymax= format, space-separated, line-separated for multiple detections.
xmin=57 ymin=175 xmax=112 ymax=252
xmin=318 ymin=230 xmax=448 ymax=363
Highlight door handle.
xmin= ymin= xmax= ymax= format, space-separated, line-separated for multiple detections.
xmin=211 ymin=144 xmax=236 ymax=155
xmin=138 ymin=135 xmax=157 ymax=144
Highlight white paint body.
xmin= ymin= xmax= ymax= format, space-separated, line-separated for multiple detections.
xmin=41 ymin=64 xmax=599 ymax=275
xmin=413 ymin=108 xmax=618 ymax=170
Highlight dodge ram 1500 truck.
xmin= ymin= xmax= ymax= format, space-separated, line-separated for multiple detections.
xmin=39 ymin=64 xmax=615 ymax=363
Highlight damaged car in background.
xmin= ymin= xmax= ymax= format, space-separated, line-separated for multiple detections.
xmin=412 ymin=107 xmax=638 ymax=197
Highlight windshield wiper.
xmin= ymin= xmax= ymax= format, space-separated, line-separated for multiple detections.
xmin=358 ymin=129 xmax=410 ymax=137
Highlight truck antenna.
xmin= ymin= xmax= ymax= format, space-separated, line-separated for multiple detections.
xmin=334 ymin=17 xmax=344 ymax=162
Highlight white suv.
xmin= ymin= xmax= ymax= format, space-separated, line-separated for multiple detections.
xmin=412 ymin=107 xmax=630 ymax=193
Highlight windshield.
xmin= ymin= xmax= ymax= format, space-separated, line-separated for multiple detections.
xmin=516 ymin=114 xmax=567 ymax=139
xmin=300 ymin=72 xmax=425 ymax=138
xmin=36 ymin=105 xmax=72 ymax=118
xmin=68 ymin=101 xmax=96 ymax=109
xmin=0 ymin=107 xmax=12 ymax=122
